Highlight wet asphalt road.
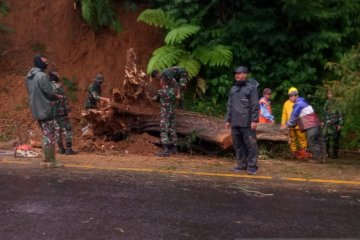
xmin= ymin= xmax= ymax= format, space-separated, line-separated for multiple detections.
xmin=0 ymin=163 xmax=359 ymax=240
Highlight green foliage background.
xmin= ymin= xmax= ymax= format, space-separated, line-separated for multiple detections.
xmin=141 ymin=0 xmax=360 ymax=148
xmin=324 ymin=44 xmax=360 ymax=148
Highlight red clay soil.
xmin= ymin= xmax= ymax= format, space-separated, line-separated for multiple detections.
xmin=0 ymin=0 xmax=163 ymax=152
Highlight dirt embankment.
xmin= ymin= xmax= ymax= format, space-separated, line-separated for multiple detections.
xmin=0 ymin=0 xmax=163 ymax=152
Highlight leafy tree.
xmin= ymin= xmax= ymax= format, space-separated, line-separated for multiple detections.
xmin=324 ymin=44 xmax=360 ymax=148
xmin=78 ymin=0 xmax=122 ymax=32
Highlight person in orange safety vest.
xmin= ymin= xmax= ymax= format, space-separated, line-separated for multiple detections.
xmin=259 ymin=88 xmax=275 ymax=124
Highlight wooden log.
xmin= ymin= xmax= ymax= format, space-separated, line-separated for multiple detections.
xmin=137 ymin=110 xmax=288 ymax=149
xmin=82 ymin=103 xmax=288 ymax=149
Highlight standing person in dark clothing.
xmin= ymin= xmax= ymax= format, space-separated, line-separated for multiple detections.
xmin=322 ymin=90 xmax=343 ymax=159
xmin=49 ymin=67 xmax=77 ymax=155
xmin=151 ymin=66 xmax=189 ymax=109
xmin=84 ymin=74 xmax=110 ymax=110
xmin=225 ymin=66 xmax=259 ymax=175
xmin=152 ymin=75 xmax=178 ymax=157
xmin=25 ymin=54 xmax=63 ymax=168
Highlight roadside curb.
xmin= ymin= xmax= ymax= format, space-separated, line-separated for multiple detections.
xmin=1 ymin=159 xmax=360 ymax=186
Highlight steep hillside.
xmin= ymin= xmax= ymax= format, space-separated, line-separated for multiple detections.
xmin=0 ymin=0 xmax=162 ymax=144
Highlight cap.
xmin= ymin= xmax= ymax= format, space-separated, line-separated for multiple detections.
xmin=233 ymin=66 xmax=248 ymax=74
xmin=94 ymin=74 xmax=104 ymax=83
xmin=288 ymin=87 xmax=298 ymax=95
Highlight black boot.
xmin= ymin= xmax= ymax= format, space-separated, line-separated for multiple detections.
xmin=156 ymin=144 xmax=170 ymax=157
xmin=178 ymin=100 xmax=184 ymax=110
xmin=58 ymin=143 xmax=66 ymax=154
xmin=170 ymin=144 xmax=179 ymax=154
xmin=333 ymin=147 xmax=339 ymax=159
xmin=65 ymin=142 xmax=77 ymax=155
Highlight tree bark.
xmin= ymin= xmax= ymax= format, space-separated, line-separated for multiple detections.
xmin=82 ymin=103 xmax=288 ymax=149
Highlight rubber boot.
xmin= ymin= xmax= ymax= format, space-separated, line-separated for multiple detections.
xmin=178 ymin=100 xmax=184 ymax=110
xmin=156 ymin=144 xmax=170 ymax=157
xmin=58 ymin=142 xmax=66 ymax=154
xmin=332 ymin=147 xmax=339 ymax=159
xmin=44 ymin=146 xmax=63 ymax=168
xmin=65 ymin=142 xmax=77 ymax=155
xmin=298 ymin=149 xmax=312 ymax=159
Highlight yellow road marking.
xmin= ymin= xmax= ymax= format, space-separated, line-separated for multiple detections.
xmin=282 ymin=177 xmax=360 ymax=185
xmin=1 ymin=159 xmax=360 ymax=186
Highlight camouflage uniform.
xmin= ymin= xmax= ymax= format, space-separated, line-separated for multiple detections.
xmin=85 ymin=83 xmax=102 ymax=109
xmin=323 ymin=98 xmax=343 ymax=158
xmin=155 ymin=86 xmax=178 ymax=146
xmin=51 ymin=81 xmax=73 ymax=150
xmin=38 ymin=120 xmax=59 ymax=148
xmin=161 ymin=67 xmax=189 ymax=109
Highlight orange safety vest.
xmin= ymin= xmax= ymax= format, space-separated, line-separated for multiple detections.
xmin=259 ymin=97 xmax=272 ymax=123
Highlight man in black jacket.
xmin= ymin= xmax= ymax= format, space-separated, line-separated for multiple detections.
xmin=225 ymin=66 xmax=259 ymax=175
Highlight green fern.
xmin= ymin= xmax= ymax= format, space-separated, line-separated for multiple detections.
xmin=80 ymin=0 xmax=122 ymax=32
xmin=177 ymin=53 xmax=201 ymax=78
xmin=137 ymin=9 xmax=176 ymax=29
xmin=193 ymin=45 xmax=233 ymax=67
xmin=164 ymin=24 xmax=200 ymax=45
xmin=81 ymin=0 xmax=94 ymax=25
xmin=147 ymin=45 xmax=186 ymax=73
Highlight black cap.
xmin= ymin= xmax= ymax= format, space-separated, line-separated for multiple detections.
xmin=94 ymin=74 xmax=104 ymax=83
xmin=233 ymin=66 xmax=248 ymax=74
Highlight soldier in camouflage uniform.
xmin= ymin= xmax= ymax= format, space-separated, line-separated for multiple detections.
xmin=49 ymin=68 xmax=77 ymax=155
xmin=26 ymin=54 xmax=63 ymax=168
xmin=152 ymin=75 xmax=178 ymax=157
xmin=322 ymin=90 xmax=344 ymax=159
xmin=84 ymin=74 xmax=110 ymax=110
xmin=151 ymin=66 xmax=189 ymax=109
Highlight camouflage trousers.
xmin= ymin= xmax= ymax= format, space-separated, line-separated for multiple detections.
xmin=38 ymin=119 xmax=59 ymax=149
xmin=55 ymin=115 xmax=73 ymax=146
xmin=160 ymin=114 xmax=178 ymax=145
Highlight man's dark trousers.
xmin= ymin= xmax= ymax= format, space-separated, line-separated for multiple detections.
xmin=231 ymin=126 xmax=258 ymax=171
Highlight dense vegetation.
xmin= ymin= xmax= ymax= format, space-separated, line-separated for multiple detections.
xmin=325 ymin=44 xmax=360 ymax=147
xmin=139 ymin=0 xmax=360 ymax=148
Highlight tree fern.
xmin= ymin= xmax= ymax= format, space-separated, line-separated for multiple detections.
xmin=137 ymin=9 xmax=176 ymax=29
xmin=147 ymin=45 xmax=186 ymax=73
xmin=177 ymin=53 xmax=201 ymax=78
xmin=193 ymin=45 xmax=233 ymax=67
xmin=164 ymin=24 xmax=200 ymax=45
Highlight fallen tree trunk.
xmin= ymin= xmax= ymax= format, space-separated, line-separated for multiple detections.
xmin=137 ymin=110 xmax=288 ymax=149
xmin=83 ymin=103 xmax=288 ymax=149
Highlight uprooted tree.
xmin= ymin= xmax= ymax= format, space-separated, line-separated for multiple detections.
xmin=82 ymin=48 xmax=288 ymax=150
